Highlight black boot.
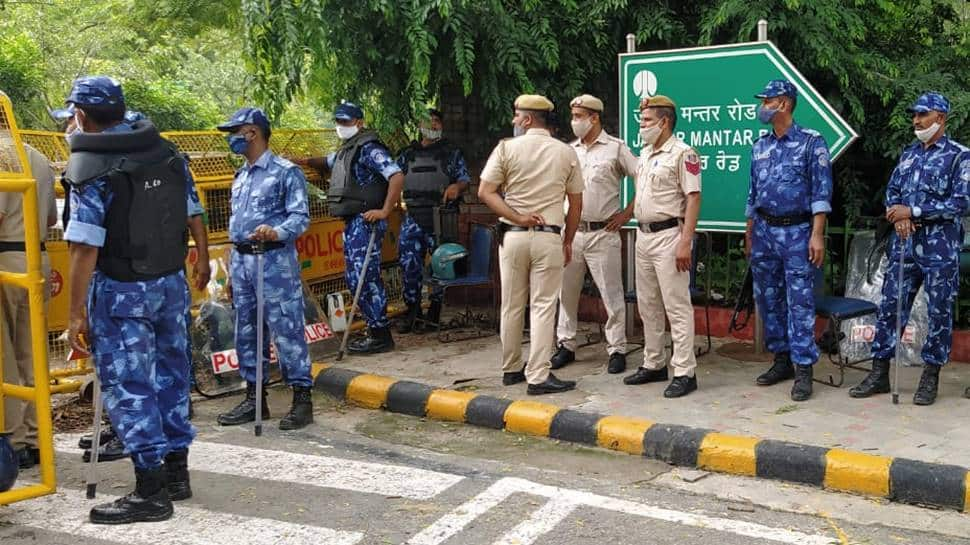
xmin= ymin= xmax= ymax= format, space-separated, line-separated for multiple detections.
xmin=757 ymin=352 xmax=794 ymax=386
xmin=78 ymin=427 xmax=116 ymax=450
xmin=423 ymin=300 xmax=442 ymax=332
xmin=527 ymin=373 xmax=577 ymax=395
xmin=83 ymin=435 xmax=126 ymax=462
xmin=398 ymin=304 xmax=422 ymax=334
xmin=607 ymin=353 xmax=627 ymax=374
xmin=90 ymin=465 xmax=173 ymax=524
xmin=913 ymin=364 xmax=941 ymax=406
xmin=849 ymin=358 xmax=891 ymax=398
xmin=664 ymin=375 xmax=698 ymax=398
xmin=279 ymin=386 xmax=314 ymax=430
xmin=347 ymin=327 xmax=395 ymax=354
xmin=217 ymin=383 xmax=270 ymax=426
xmin=164 ymin=449 xmax=191 ymax=501
xmin=550 ymin=345 xmax=575 ymax=370
xmin=790 ymin=365 xmax=813 ymax=402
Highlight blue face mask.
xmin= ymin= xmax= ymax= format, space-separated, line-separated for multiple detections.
xmin=227 ymin=133 xmax=249 ymax=155
xmin=757 ymin=105 xmax=779 ymax=124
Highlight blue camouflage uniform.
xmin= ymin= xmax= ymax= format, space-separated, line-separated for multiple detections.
xmin=746 ymin=81 xmax=833 ymax=367
xmin=871 ymin=93 xmax=970 ymax=366
xmin=66 ymin=124 xmax=203 ymax=470
xmin=326 ymin=140 xmax=402 ymax=329
xmin=396 ymin=144 xmax=470 ymax=306
xmin=229 ymin=148 xmax=312 ymax=388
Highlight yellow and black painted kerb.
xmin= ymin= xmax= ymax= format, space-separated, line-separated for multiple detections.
xmin=311 ymin=364 xmax=970 ymax=512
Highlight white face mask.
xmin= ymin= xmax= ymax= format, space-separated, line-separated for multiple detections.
xmin=915 ymin=122 xmax=941 ymax=143
xmin=336 ymin=124 xmax=359 ymax=140
xmin=639 ymin=124 xmax=661 ymax=146
xmin=571 ymin=119 xmax=592 ymax=139
xmin=420 ymin=128 xmax=442 ymax=141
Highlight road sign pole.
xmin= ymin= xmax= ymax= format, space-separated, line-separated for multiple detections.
xmin=752 ymin=19 xmax=768 ymax=354
xmin=623 ymin=33 xmax=639 ymax=342
xmin=757 ymin=19 xmax=768 ymax=42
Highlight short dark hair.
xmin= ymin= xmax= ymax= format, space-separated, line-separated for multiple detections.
xmin=76 ymin=103 xmax=125 ymax=127
xmin=652 ymin=106 xmax=677 ymax=130
xmin=428 ymin=108 xmax=443 ymax=121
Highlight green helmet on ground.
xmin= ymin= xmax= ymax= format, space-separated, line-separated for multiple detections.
xmin=431 ymin=243 xmax=469 ymax=280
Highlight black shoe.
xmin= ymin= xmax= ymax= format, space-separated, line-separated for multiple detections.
xmin=790 ymin=365 xmax=813 ymax=402
xmin=90 ymin=466 xmax=173 ymax=524
xmin=83 ymin=436 xmax=126 ymax=463
xmin=78 ymin=427 xmax=116 ymax=450
xmin=527 ymin=373 xmax=577 ymax=395
xmin=623 ymin=366 xmax=669 ymax=385
xmin=164 ymin=449 xmax=191 ymax=501
xmin=757 ymin=352 xmax=794 ymax=386
xmin=279 ymin=386 xmax=314 ymax=430
xmin=502 ymin=371 xmax=527 ymax=386
xmin=913 ymin=365 xmax=941 ymax=406
xmin=15 ymin=446 xmax=40 ymax=469
xmin=347 ymin=327 xmax=395 ymax=354
xmin=217 ymin=383 xmax=270 ymax=426
xmin=398 ymin=304 xmax=422 ymax=334
xmin=849 ymin=358 xmax=891 ymax=398
xmin=550 ymin=345 xmax=575 ymax=370
xmin=607 ymin=353 xmax=627 ymax=374
xmin=664 ymin=375 xmax=697 ymax=398
xmin=422 ymin=301 xmax=442 ymax=333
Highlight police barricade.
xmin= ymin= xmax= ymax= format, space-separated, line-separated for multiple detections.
xmin=0 ymin=91 xmax=56 ymax=504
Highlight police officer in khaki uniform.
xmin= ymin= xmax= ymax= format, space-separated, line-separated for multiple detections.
xmin=550 ymin=94 xmax=638 ymax=374
xmin=479 ymin=94 xmax=585 ymax=395
xmin=0 ymin=144 xmax=58 ymax=469
xmin=624 ymin=95 xmax=702 ymax=398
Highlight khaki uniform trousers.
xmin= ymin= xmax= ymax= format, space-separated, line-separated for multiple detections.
xmin=1 ymin=251 xmax=51 ymax=448
xmin=500 ymin=230 xmax=563 ymax=384
xmin=635 ymin=228 xmax=696 ymax=377
xmin=557 ymin=229 xmax=626 ymax=355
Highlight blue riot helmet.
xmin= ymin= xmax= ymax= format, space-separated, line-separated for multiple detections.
xmin=0 ymin=433 xmax=18 ymax=492
xmin=431 ymin=243 xmax=469 ymax=280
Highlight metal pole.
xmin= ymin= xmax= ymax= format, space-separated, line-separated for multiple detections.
xmin=757 ymin=19 xmax=768 ymax=42
xmin=337 ymin=227 xmax=379 ymax=361
xmin=626 ymin=33 xmax=636 ymax=54
xmin=624 ymin=32 xmax=637 ymax=341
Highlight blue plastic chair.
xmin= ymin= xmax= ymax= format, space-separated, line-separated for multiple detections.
xmin=813 ymin=266 xmax=879 ymax=386
xmin=423 ymin=222 xmax=497 ymax=342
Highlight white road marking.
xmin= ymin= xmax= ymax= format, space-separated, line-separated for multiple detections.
xmin=56 ymin=435 xmax=464 ymax=500
xmin=408 ymin=478 xmax=837 ymax=545
xmin=1 ymin=487 xmax=362 ymax=545
xmin=492 ymin=497 xmax=579 ymax=545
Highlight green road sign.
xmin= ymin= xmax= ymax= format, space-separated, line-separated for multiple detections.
xmin=619 ymin=41 xmax=858 ymax=232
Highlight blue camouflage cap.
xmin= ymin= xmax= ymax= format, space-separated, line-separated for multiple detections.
xmin=334 ymin=101 xmax=364 ymax=121
xmin=755 ymin=79 xmax=798 ymax=99
xmin=217 ymin=107 xmax=271 ymax=133
xmin=66 ymin=76 xmax=125 ymax=107
xmin=907 ymin=92 xmax=950 ymax=114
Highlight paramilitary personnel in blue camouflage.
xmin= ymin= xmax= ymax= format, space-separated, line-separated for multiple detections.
xmin=744 ymin=79 xmax=833 ymax=402
xmin=851 ymin=92 xmax=970 ymax=405
xmin=214 ymin=107 xmax=315 ymax=430
xmin=395 ymin=108 xmax=470 ymax=333
xmin=64 ymin=76 xmax=209 ymax=524
xmin=299 ymin=102 xmax=405 ymax=354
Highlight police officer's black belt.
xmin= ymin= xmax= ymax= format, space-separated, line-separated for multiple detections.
xmin=757 ymin=209 xmax=812 ymax=227
xmin=637 ymin=218 xmax=680 ymax=233
xmin=0 ymin=241 xmax=46 ymax=252
xmin=234 ymin=241 xmax=285 ymax=254
xmin=505 ymin=225 xmax=562 ymax=234
xmin=578 ymin=221 xmax=608 ymax=232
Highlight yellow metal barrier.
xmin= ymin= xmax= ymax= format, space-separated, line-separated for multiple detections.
xmin=0 ymin=91 xmax=56 ymax=504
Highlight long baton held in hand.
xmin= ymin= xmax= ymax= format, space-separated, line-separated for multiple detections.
xmin=338 ymin=227 xmax=378 ymax=361
xmin=892 ymin=235 xmax=908 ymax=405
xmin=86 ymin=375 xmax=103 ymax=498
xmin=253 ymin=240 xmax=267 ymax=436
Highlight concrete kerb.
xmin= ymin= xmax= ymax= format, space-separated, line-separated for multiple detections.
xmin=309 ymin=363 xmax=970 ymax=512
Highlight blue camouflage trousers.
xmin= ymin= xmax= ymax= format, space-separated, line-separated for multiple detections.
xmin=398 ymin=214 xmax=443 ymax=306
xmin=871 ymin=225 xmax=961 ymax=366
xmin=231 ymin=246 xmax=311 ymax=387
xmin=344 ymin=215 xmax=389 ymax=329
xmin=88 ymin=271 xmax=195 ymax=469
xmin=750 ymin=219 xmax=819 ymax=365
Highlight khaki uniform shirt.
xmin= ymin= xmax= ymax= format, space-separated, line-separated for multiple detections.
xmin=480 ymin=128 xmax=584 ymax=226
xmin=571 ymin=130 xmax=638 ymax=222
xmin=0 ymin=144 xmax=57 ymax=242
xmin=634 ymin=136 xmax=701 ymax=223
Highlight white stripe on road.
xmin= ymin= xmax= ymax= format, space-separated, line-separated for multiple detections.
xmin=492 ymin=497 xmax=579 ymax=545
xmin=56 ymin=435 xmax=464 ymax=501
xmin=409 ymin=478 xmax=836 ymax=545
xmin=2 ymin=487 xmax=362 ymax=545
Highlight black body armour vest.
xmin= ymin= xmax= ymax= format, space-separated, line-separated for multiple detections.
xmin=328 ymin=131 xmax=388 ymax=218
xmin=402 ymin=141 xmax=453 ymax=232
xmin=64 ymin=120 xmax=189 ymax=282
